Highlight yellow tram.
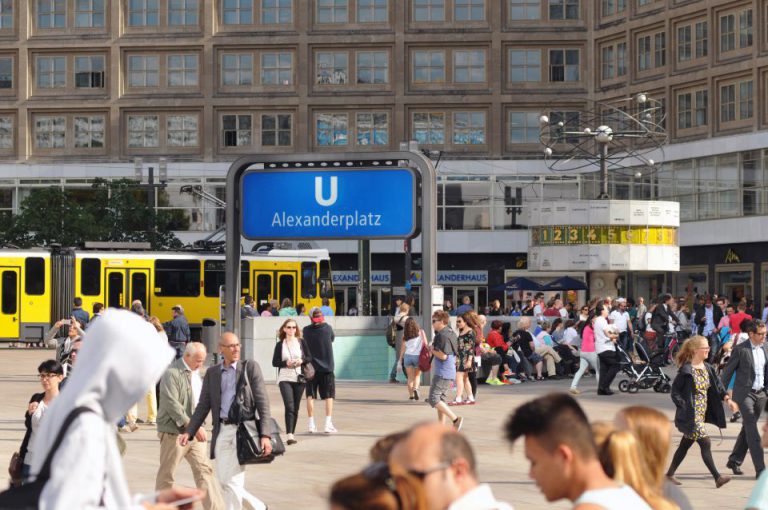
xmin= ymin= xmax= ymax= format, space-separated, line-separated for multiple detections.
xmin=0 ymin=247 xmax=334 ymax=343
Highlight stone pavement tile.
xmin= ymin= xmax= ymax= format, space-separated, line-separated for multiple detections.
xmin=0 ymin=350 xmax=756 ymax=509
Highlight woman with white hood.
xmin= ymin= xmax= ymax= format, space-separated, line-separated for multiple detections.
xmin=28 ymin=309 xmax=203 ymax=509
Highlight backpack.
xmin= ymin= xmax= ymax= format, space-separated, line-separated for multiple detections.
xmin=0 ymin=407 xmax=94 ymax=510
xmin=385 ymin=319 xmax=397 ymax=348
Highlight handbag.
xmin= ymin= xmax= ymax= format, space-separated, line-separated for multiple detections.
xmin=236 ymin=417 xmax=286 ymax=465
xmin=301 ymin=361 xmax=316 ymax=382
xmin=7 ymin=452 xmax=22 ymax=487
xmin=0 ymin=407 xmax=93 ymax=510
xmin=418 ymin=330 xmax=432 ymax=372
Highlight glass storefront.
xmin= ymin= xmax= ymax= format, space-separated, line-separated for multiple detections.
xmin=716 ymin=265 xmax=753 ymax=303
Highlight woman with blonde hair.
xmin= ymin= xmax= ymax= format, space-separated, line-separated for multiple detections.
xmin=616 ymin=406 xmax=693 ymax=510
xmin=666 ymin=335 xmax=731 ymax=488
xmin=593 ymin=422 xmax=679 ymax=510
xmin=330 ymin=462 xmax=428 ymax=510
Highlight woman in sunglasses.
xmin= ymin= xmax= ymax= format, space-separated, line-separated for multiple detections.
xmin=17 ymin=359 xmax=64 ymax=483
xmin=272 ymin=319 xmax=312 ymax=445
xmin=330 ymin=461 xmax=427 ymax=510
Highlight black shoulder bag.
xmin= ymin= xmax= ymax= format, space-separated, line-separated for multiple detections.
xmin=0 ymin=406 xmax=93 ymax=510
xmin=233 ymin=361 xmax=285 ymax=465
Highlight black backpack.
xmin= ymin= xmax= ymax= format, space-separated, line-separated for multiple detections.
xmin=385 ymin=319 xmax=397 ymax=348
xmin=0 ymin=407 xmax=93 ymax=510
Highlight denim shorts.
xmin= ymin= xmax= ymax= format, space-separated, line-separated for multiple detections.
xmin=403 ymin=354 xmax=420 ymax=368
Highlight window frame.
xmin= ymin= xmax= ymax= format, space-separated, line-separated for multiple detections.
xmin=507 ymin=110 xmax=541 ymax=145
xmin=717 ymin=77 xmax=754 ymax=129
xmin=31 ymin=110 xmax=108 ymax=156
xmin=217 ymin=110 xmax=295 ymax=153
xmin=0 ymin=0 xmax=14 ymax=32
xmin=411 ymin=108 xmax=489 ymax=151
xmin=0 ymin=113 xmax=14 ymax=153
xmin=124 ymin=50 xmax=202 ymax=94
xmin=507 ymin=48 xmax=541 ymax=84
xmin=154 ymin=258 xmax=201 ymax=298
xmin=125 ymin=110 xmax=202 ymax=155
xmin=636 ymin=29 xmax=666 ymax=74
xmin=24 ymin=257 xmax=46 ymax=296
xmin=410 ymin=46 xmax=489 ymax=90
xmin=675 ymin=86 xmax=708 ymax=134
xmin=31 ymin=52 xmax=108 ymax=97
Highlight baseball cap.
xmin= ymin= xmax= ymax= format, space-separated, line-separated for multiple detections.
xmin=310 ymin=307 xmax=324 ymax=323
xmin=172 ymin=305 xmax=184 ymax=313
xmin=615 ymin=298 xmax=626 ymax=304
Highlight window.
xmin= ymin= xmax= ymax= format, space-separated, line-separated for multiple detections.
xmin=509 ymin=0 xmax=539 ymax=20
xmin=549 ymin=49 xmax=578 ymax=82
xmin=356 ymin=112 xmax=388 ymax=145
xmin=263 ymin=0 xmax=292 ymax=24
xmin=601 ymin=46 xmax=613 ymax=80
xmin=414 ymin=0 xmax=445 ymax=21
xmin=719 ymin=80 xmax=752 ymax=124
xmin=413 ymin=112 xmax=445 ymax=144
xmin=453 ymin=111 xmax=485 ymax=145
xmin=358 ymin=0 xmax=386 ymax=22
xmin=318 ymin=0 xmax=348 ymax=23
xmin=316 ymin=52 xmax=348 ymax=85
xmin=1 ymin=270 xmax=17 ymax=314
xmin=549 ymin=0 xmax=577 ymax=20
xmin=638 ymin=35 xmax=651 ymax=71
xmin=357 ymin=51 xmax=388 ymax=84
xmin=0 ymin=57 xmax=11 ymax=89
xmin=601 ymin=0 xmax=625 ymax=16
xmin=654 ymin=32 xmax=665 ymax=67
xmin=677 ymin=90 xmax=707 ymax=129
xmin=678 ymin=22 xmax=708 ymax=62
xmin=549 ymin=111 xmax=580 ymax=143
xmin=719 ymin=9 xmax=751 ymax=53
xmin=509 ymin=49 xmax=540 ymax=82
xmin=0 ymin=0 xmax=12 ymax=29
xmin=80 ymin=258 xmax=101 ymax=295
xmin=616 ymin=42 xmax=626 ymax=77
xmin=455 ymin=0 xmax=484 ymax=21
xmin=261 ymin=52 xmax=293 ymax=85
xmin=316 ymin=113 xmax=348 ymax=146
xmin=301 ymin=262 xmax=317 ymax=299
xmin=38 ymin=0 xmax=66 ymax=28
xmin=223 ymin=114 xmax=252 ymax=147
xmin=695 ymin=21 xmax=708 ymax=59
xmin=739 ymin=80 xmax=753 ymax=119
xmin=221 ymin=54 xmax=253 ymax=86
xmin=168 ymin=55 xmax=198 ymax=87
xmin=169 ymin=0 xmax=199 ymax=25
xmin=720 ymin=14 xmax=735 ymax=52
xmin=34 ymin=116 xmax=66 ymax=148
xmin=128 ymin=55 xmax=159 ymax=87
xmin=74 ymin=115 xmax=105 ymax=147
xmin=128 ymin=0 xmax=159 ymax=26
xmin=222 ymin=0 xmax=253 ymax=24
xmin=203 ymin=260 xmax=249 ymax=297
xmin=75 ymin=0 xmax=105 ymax=27
xmin=678 ymin=25 xmax=691 ymax=62
xmin=262 ymin=113 xmax=292 ymax=146
xmin=279 ymin=274 xmax=294 ymax=304
xmin=739 ymin=9 xmax=752 ymax=48
xmin=25 ymin=258 xmax=45 ymax=295
xmin=600 ymin=42 xmax=626 ymax=79
xmin=155 ymin=259 xmax=200 ymax=297
xmin=0 ymin=116 xmax=11 ymax=148
xmin=413 ymin=50 xmax=445 ymax=83
xmin=75 ymin=56 xmax=105 ymax=88
xmin=37 ymin=56 xmax=66 ymax=88
xmin=453 ymin=50 xmax=485 ymax=83
xmin=509 ymin=111 xmax=540 ymax=143
xmin=127 ymin=115 xmax=159 ymax=147
xmin=638 ymin=32 xmax=664 ymax=71
xmin=720 ymin=84 xmax=735 ymax=122
xmin=167 ymin=114 xmax=198 ymax=147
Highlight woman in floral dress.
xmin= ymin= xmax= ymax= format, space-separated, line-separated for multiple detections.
xmin=667 ymin=335 xmax=732 ymax=488
xmin=452 ymin=312 xmax=476 ymax=405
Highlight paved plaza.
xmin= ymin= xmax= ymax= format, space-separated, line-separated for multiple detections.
xmin=0 ymin=349 xmax=757 ymax=509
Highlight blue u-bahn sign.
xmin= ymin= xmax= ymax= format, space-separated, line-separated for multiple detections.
xmin=241 ymin=168 xmax=419 ymax=239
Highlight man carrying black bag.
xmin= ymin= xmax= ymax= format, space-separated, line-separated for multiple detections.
xmin=180 ymin=332 xmax=273 ymax=510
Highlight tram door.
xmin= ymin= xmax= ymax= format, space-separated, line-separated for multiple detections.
xmin=253 ymin=272 xmax=272 ymax=308
xmin=252 ymin=271 xmax=296 ymax=308
xmin=106 ymin=269 xmax=150 ymax=310
xmin=0 ymin=267 xmax=20 ymax=339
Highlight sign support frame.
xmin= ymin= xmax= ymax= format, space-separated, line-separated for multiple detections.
xmin=225 ymin=152 xmax=437 ymax=337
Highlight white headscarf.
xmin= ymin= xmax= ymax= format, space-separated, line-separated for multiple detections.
xmin=30 ymin=309 xmax=174 ymax=508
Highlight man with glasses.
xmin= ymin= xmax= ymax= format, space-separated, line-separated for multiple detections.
xmin=722 ymin=319 xmax=768 ymax=478
xmin=180 ymin=332 xmax=273 ymax=510
xmin=390 ymin=422 xmax=512 ymax=510
xmin=427 ymin=310 xmax=464 ymax=431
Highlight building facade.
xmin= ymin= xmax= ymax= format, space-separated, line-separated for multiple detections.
xmin=0 ymin=0 xmax=766 ymax=313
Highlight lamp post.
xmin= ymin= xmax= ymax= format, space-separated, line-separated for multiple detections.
xmin=133 ymin=158 xmax=168 ymax=246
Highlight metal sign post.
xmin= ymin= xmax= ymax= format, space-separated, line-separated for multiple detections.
xmin=225 ymin=152 xmax=437 ymax=337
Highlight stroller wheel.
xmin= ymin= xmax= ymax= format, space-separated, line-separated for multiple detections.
xmin=628 ymin=382 xmax=640 ymax=393
xmin=653 ymin=382 xmax=664 ymax=393
xmin=618 ymin=380 xmax=630 ymax=393
xmin=661 ymin=382 xmax=671 ymax=393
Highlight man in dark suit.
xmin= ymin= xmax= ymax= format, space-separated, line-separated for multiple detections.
xmin=180 ymin=332 xmax=273 ymax=510
xmin=650 ymin=293 xmax=679 ymax=340
xmin=721 ymin=319 xmax=768 ymax=478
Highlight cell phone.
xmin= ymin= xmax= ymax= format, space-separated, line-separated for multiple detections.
xmin=61 ymin=319 xmax=71 ymax=326
xmin=167 ymin=495 xmax=203 ymax=507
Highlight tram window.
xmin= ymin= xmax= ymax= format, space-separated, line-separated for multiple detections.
xmin=203 ymin=260 xmax=249 ymax=297
xmin=279 ymin=274 xmax=294 ymax=304
xmin=319 ymin=259 xmax=333 ymax=298
xmin=81 ymin=258 xmax=101 ymax=296
xmin=256 ymin=274 xmax=271 ymax=306
xmin=155 ymin=259 xmax=200 ymax=297
xmin=24 ymin=257 xmax=45 ymax=295
xmin=301 ymin=262 xmax=317 ymax=299
xmin=2 ymin=271 xmax=17 ymax=314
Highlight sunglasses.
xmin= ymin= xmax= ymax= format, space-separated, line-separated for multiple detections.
xmin=284 ymin=325 xmax=297 ymax=329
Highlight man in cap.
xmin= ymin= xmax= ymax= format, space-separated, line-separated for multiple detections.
xmin=608 ymin=298 xmax=634 ymax=353
xmin=164 ymin=305 xmax=191 ymax=359
xmin=303 ymin=307 xmax=337 ymax=433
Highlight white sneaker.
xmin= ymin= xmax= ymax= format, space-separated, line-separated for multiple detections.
xmin=308 ymin=422 xmax=317 ymax=434
xmin=324 ymin=422 xmax=338 ymax=434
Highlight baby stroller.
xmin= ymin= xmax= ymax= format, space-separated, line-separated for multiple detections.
xmin=616 ymin=341 xmax=671 ymax=394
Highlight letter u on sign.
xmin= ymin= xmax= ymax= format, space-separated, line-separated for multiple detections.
xmin=315 ymin=176 xmax=338 ymax=206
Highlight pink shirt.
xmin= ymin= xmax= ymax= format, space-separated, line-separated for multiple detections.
xmin=581 ymin=325 xmax=596 ymax=352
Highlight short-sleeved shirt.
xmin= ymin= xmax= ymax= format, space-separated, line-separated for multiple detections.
xmin=594 ymin=316 xmax=614 ymax=354
xmin=433 ymin=327 xmax=458 ymax=380
xmin=609 ymin=310 xmax=630 ymax=332
xmin=747 ymin=469 xmax=768 ymax=510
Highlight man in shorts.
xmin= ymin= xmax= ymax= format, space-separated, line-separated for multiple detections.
xmin=427 ymin=310 xmax=463 ymax=430
xmin=303 ymin=307 xmax=337 ymax=433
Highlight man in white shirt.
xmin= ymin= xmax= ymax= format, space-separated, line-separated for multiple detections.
xmin=594 ymin=304 xmax=620 ymax=396
xmin=608 ymin=298 xmax=634 ymax=354
xmin=390 ymin=422 xmax=513 ymax=510
xmin=156 ymin=342 xmax=223 ymax=510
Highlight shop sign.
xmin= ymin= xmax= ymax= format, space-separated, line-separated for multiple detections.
xmin=332 ymin=271 xmax=391 ymax=285
xmin=724 ymin=249 xmax=741 ymax=264
xmin=406 ymin=271 xmax=489 ymax=286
